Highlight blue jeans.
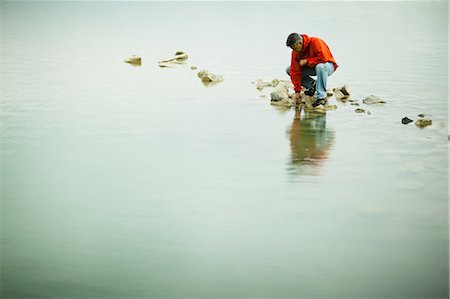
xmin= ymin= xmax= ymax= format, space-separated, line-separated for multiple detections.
xmin=286 ymin=62 xmax=335 ymax=99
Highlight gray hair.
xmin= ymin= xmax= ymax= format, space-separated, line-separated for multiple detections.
xmin=286 ymin=33 xmax=303 ymax=47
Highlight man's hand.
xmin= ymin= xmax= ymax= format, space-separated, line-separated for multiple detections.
xmin=299 ymin=59 xmax=308 ymax=67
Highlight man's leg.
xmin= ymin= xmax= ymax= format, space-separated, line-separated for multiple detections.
xmin=285 ymin=66 xmax=316 ymax=90
xmin=315 ymin=62 xmax=335 ymax=99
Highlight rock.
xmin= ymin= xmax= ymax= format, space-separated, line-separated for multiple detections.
xmin=355 ymin=108 xmax=365 ymax=113
xmin=124 ymin=55 xmax=142 ymax=65
xmin=333 ymin=85 xmax=351 ymax=102
xmin=270 ymin=82 xmax=289 ymax=101
xmin=417 ymin=114 xmax=425 ymax=118
xmin=191 ymin=66 xmax=198 ymax=70
xmin=158 ymin=51 xmax=189 ymax=67
xmin=367 ymin=111 xmax=372 ymax=115
xmin=271 ymin=79 xmax=279 ymax=87
xmin=363 ymin=95 xmax=386 ymax=105
xmin=270 ymin=98 xmax=294 ymax=108
xmin=197 ymin=70 xmax=224 ymax=83
xmin=350 ymin=102 xmax=360 ymax=106
xmin=327 ymin=90 xmax=334 ymax=97
xmin=415 ymin=119 xmax=432 ymax=128
xmin=448 ymin=135 xmax=450 ymax=141
xmin=401 ymin=117 xmax=413 ymax=124
xmin=255 ymin=79 xmax=272 ymax=90
xmin=348 ymin=99 xmax=359 ymax=103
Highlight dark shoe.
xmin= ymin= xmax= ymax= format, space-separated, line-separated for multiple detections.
xmin=304 ymin=81 xmax=316 ymax=96
xmin=312 ymin=98 xmax=326 ymax=107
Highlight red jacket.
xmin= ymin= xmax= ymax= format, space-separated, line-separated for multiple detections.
xmin=290 ymin=34 xmax=338 ymax=92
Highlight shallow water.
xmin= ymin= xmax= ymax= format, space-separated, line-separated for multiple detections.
xmin=1 ymin=1 xmax=448 ymax=299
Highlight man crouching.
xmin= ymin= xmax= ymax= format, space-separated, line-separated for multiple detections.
xmin=285 ymin=33 xmax=338 ymax=107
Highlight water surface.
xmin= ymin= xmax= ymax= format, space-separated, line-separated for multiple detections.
xmin=1 ymin=2 xmax=448 ymax=299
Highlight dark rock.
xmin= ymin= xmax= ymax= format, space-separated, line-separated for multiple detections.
xmin=417 ymin=114 xmax=425 ymax=118
xmin=402 ymin=117 xmax=413 ymax=124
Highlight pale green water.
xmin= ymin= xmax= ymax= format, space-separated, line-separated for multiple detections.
xmin=1 ymin=1 xmax=448 ymax=299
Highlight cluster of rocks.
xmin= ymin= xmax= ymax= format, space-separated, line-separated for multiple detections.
xmin=125 ymin=52 xmax=224 ymax=84
xmin=255 ymin=79 xmax=337 ymax=113
xmin=402 ymin=115 xmax=433 ymax=128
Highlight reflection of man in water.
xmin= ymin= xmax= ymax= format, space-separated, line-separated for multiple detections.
xmin=288 ymin=108 xmax=335 ymax=175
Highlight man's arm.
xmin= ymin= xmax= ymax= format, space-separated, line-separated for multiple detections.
xmin=305 ymin=39 xmax=328 ymax=67
xmin=289 ymin=51 xmax=303 ymax=93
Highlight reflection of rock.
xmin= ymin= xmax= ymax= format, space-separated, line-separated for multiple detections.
xmin=402 ymin=117 xmax=413 ymax=124
xmin=363 ymin=95 xmax=386 ymax=104
xmin=124 ymin=55 xmax=142 ymax=65
xmin=197 ymin=70 xmax=224 ymax=83
xmin=333 ymin=85 xmax=351 ymax=102
xmin=158 ymin=51 xmax=189 ymax=67
xmin=415 ymin=119 xmax=432 ymax=128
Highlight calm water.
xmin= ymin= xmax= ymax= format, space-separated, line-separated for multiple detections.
xmin=1 ymin=1 xmax=448 ymax=299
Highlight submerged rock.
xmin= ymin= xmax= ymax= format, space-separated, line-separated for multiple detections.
xmin=415 ymin=119 xmax=432 ymax=128
xmin=402 ymin=117 xmax=414 ymax=124
xmin=363 ymin=95 xmax=386 ymax=105
xmin=124 ymin=55 xmax=142 ymax=65
xmin=197 ymin=70 xmax=224 ymax=83
xmin=191 ymin=66 xmax=198 ymax=70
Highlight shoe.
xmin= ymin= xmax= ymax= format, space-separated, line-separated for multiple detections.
xmin=304 ymin=81 xmax=316 ymax=96
xmin=312 ymin=98 xmax=326 ymax=107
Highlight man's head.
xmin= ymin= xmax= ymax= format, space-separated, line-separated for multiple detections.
xmin=286 ymin=33 xmax=303 ymax=53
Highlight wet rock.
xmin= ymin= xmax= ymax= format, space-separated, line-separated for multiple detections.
xmin=348 ymin=99 xmax=359 ymax=103
xmin=255 ymin=79 xmax=272 ymax=90
xmin=300 ymin=95 xmax=336 ymax=113
xmin=158 ymin=51 xmax=189 ymax=67
xmin=401 ymin=117 xmax=413 ymax=124
xmin=363 ymin=95 xmax=386 ymax=105
xmin=191 ymin=66 xmax=198 ymax=70
xmin=270 ymin=82 xmax=289 ymax=101
xmin=333 ymin=85 xmax=351 ymax=102
xmin=270 ymin=97 xmax=294 ymax=108
xmin=197 ymin=70 xmax=224 ymax=83
xmin=327 ymin=89 xmax=334 ymax=97
xmin=355 ymin=108 xmax=365 ymax=113
xmin=415 ymin=119 xmax=432 ymax=128
xmin=124 ymin=55 xmax=142 ymax=65
xmin=350 ymin=102 xmax=360 ymax=106
xmin=417 ymin=114 xmax=426 ymax=118
xmin=271 ymin=79 xmax=279 ymax=87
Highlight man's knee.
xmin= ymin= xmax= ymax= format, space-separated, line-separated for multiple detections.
xmin=285 ymin=66 xmax=290 ymax=76
xmin=315 ymin=63 xmax=326 ymax=74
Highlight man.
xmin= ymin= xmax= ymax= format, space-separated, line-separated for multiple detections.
xmin=285 ymin=33 xmax=338 ymax=107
